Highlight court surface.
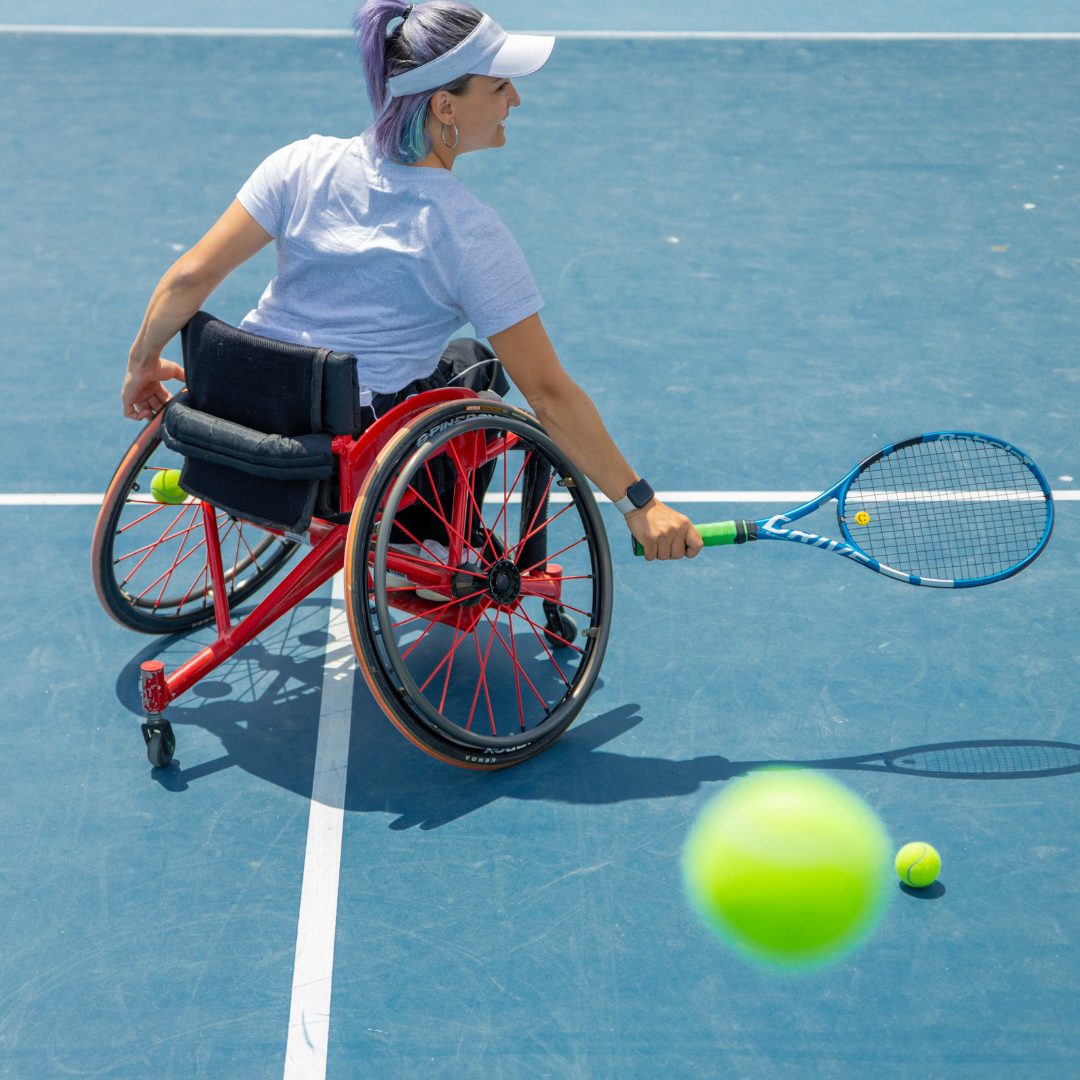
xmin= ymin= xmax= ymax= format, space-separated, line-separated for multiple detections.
xmin=2 ymin=17 xmax=1080 ymax=1080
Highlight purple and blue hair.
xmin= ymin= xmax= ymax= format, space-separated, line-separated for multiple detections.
xmin=353 ymin=0 xmax=483 ymax=163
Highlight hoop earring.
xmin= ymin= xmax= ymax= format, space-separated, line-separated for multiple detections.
xmin=441 ymin=122 xmax=459 ymax=149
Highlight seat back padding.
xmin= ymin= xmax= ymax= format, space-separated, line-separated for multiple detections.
xmin=181 ymin=311 xmax=362 ymax=437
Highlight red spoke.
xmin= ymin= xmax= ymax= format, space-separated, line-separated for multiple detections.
xmin=516 ymin=606 xmax=585 ymax=655
xmin=417 ymin=463 xmax=485 ymax=566
xmin=230 ymin=523 xmax=243 ymax=595
xmin=417 ymin=620 xmax=470 ymax=693
xmin=412 ymin=620 xmax=472 ymax=712
xmin=114 ymin=516 xmax=205 ymax=562
xmin=507 ymin=610 xmax=526 ymax=732
xmin=132 ymin=536 xmax=207 ymax=600
xmin=120 ymin=502 xmax=197 ymax=585
xmin=383 ymin=518 xmax=451 ymax=570
xmin=235 ymin=522 xmax=264 ymax=571
xmin=517 ymin=463 xmax=555 ymax=557
xmin=467 ymin=618 xmax=499 ymax=734
xmin=542 ymin=598 xmax=594 ymax=619
xmin=176 ymin=561 xmax=209 ymax=613
xmin=518 ymin=536 xmax=588 ymax=578
xmin=398 ymin=611 xmax=444 ymax=660
xmin=446 ymin=439 xmax=503 ymax=563
xmin=508 ymin=500 xmax=575 ymax=561
xmin=482 ymin=610 xmax=550 ymax=713
xmin=118 ymin=501 xmax=170 ymax=533
xmin=485 ymin=454 xmax=530 ymax=548
xmin=521 ymin=609 xmax=572 ymax=687
xmin=382 ymin=541 xmax=455 ymax=579
xmin=152 ymin=505 xmax=198 ymax=610
xmin=392 ymin=588 xmax=487 ymax=632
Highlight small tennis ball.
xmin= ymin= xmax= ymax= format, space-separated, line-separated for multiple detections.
xmin=895 ymin=842 xmax=941 ymax=889
xmin=682 ymin=770 xmax=891 ymax=969
xmin=150 ymin=468 xmax=187 ymax=504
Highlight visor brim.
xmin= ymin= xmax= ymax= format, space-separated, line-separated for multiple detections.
xmin=471 ymin=33 xmax=554 ymax=80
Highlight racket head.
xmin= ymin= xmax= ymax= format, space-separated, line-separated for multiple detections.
xmin=835 ymin=432 xmax=1054 ymax=587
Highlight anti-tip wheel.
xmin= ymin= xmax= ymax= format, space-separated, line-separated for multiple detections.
xmin=144 ymin=722 xmax=176 ymax=769
xmin=543 ymin=601 xmax=578 ymax=650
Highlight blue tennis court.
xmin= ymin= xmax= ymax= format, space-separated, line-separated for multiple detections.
xmin=2 ymin=10 xmax=1079 ymax=1078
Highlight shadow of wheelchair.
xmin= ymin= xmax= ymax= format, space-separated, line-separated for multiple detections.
xmin=114 ymin=598 xmax=728 ymax=827
xmin=116 ymin=598 xmax=1080 ymax=830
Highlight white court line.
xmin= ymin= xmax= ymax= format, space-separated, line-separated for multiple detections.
xmin=3 ymin=25 xmax=1080 ymax=39
xmin=283 ymin=572 xmax=353 ymax=1080
xmin=3 ymin=490 xmax=1079 ymax=505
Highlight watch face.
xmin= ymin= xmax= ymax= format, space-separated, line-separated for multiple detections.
xmin=629 ymin=479 xmax=654 ymax=508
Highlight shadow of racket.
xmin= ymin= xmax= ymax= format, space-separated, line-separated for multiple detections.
xmin=733 ymin=739 xmax=1080 ymax=781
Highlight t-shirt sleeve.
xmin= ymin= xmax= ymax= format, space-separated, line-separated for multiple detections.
xmin=457 ymin=210 xmax=544 ymax=339
xmin=236 ymin=139 xmax=309 ymax=238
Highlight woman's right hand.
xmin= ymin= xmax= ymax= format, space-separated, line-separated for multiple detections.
xmin=626 ymin=499 xmax=704 ymax=561
xmin=122 ymin=356 xmax=186 ymax=421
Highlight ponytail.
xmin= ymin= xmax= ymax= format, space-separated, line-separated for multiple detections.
xmin=352 ymin=0 xmax=483 ymax=162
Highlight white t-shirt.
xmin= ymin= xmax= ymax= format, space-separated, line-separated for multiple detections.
xmin=236 ymin=134 xmax=544 ymax=394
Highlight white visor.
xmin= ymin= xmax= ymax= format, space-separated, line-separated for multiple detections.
xmin=386 ymin=14 xmax=554 ymax=99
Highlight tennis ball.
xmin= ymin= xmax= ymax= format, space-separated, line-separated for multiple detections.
xmin=895 ymin=842 xmax=941 ymax=889
xmin=150 ymin=468 xmax=187 ymax=504
xmin=682 ymin=770 xmax=891 ymax=969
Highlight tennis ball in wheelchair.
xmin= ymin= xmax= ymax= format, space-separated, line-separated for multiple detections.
xmin=895 ymin=842 xmax=941 ymax=889
xmin=682 ymin=770 xmax=891 ymax=969
xmin=150 ymin=469 xmax=187 ymax=504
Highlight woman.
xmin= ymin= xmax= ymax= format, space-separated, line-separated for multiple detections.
xmin=121 ymin=0 xmax=703 ymax=561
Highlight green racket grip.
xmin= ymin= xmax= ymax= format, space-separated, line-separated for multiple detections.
xmin=631 ymin=519 xmax=758 ymax=556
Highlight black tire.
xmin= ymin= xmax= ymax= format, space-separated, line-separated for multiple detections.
xmin=93 ymin=415 xmax=300 ymax=634
xmin=345 ymin=399 xmax=612 ymax=770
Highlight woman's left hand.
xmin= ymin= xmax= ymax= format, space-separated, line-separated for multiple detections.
xmin=625 ymin=499 xmax=703 ymax=561
xmin=122 ymin=357 xmax=186 ymax=421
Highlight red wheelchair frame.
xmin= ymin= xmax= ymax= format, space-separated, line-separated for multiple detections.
xmin=95 ymin=385 xmax=610 ymax=771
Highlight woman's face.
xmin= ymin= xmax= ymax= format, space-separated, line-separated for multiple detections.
xmin=433 ymin=75 xmax=521 ymax=153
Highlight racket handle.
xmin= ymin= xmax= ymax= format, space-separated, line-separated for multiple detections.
xmin=631 ymin=519 xmax=757 ymax=556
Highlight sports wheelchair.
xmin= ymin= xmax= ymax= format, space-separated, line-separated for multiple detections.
xmin=92 ymin=314 xmax=612 ymax=771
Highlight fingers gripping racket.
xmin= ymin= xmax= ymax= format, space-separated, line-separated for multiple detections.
xmin=634 ymin=432 xmax=1054 ymax=588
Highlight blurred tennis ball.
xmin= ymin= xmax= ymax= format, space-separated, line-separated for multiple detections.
xmin=150 ymin=469 xmax=187 ymax=504
xmin=895 ymin=842 xmax=941 ymax=889
xmin=682 ymin=770 xmax=891 ymax=969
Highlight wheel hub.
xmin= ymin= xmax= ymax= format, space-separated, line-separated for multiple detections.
xmin=451 ymin=561 xmax=485 ymax=606
xmin=486 ymin=558 xmax=522 ymax=606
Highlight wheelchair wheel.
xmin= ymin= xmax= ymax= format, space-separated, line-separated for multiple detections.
xmin=345 ymin=399 xmax=613 ymax=770
xmin=93 ymin=414 xmax=300 ymax=634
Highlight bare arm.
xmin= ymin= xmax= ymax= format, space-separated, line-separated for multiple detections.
xmin=488 ymin=314 xmax=703 ymax=561
xmin=123 ymin=200 xmax=274 ymax=420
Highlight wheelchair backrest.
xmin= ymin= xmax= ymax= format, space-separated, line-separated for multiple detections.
xmin=181 ymin=311 xmax=362 ymax=438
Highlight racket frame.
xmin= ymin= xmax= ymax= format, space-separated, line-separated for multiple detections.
xmin=753 ymin=431 xmax=1054 ymax=587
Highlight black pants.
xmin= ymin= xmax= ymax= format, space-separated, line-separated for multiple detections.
xmin=372 ymin=339 xmax=549 ymax=570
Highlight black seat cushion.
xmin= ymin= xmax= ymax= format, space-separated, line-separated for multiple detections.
xmin=162 ymin=392 xmax=335 ymax=480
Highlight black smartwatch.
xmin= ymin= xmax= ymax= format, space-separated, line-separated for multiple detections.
xmin=613 ymin=478 xmax=655 ymax=515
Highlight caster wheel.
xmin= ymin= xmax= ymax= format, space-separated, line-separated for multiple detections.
xmin=143 ymin=720 xmax=176 ymax=769
xmin=543 ymin=601 xmax=578 ymax=650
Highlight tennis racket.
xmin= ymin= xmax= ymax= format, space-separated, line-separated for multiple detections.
xmin=634 ymin=431 xmax=1054 ymax=587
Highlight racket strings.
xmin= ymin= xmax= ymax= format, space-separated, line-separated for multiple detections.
xmin=843 ymin=437 xmax=1048 ymax=581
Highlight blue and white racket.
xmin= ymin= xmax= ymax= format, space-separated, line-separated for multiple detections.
xmin=634 ymin=432 xmax=1054 ymax=587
